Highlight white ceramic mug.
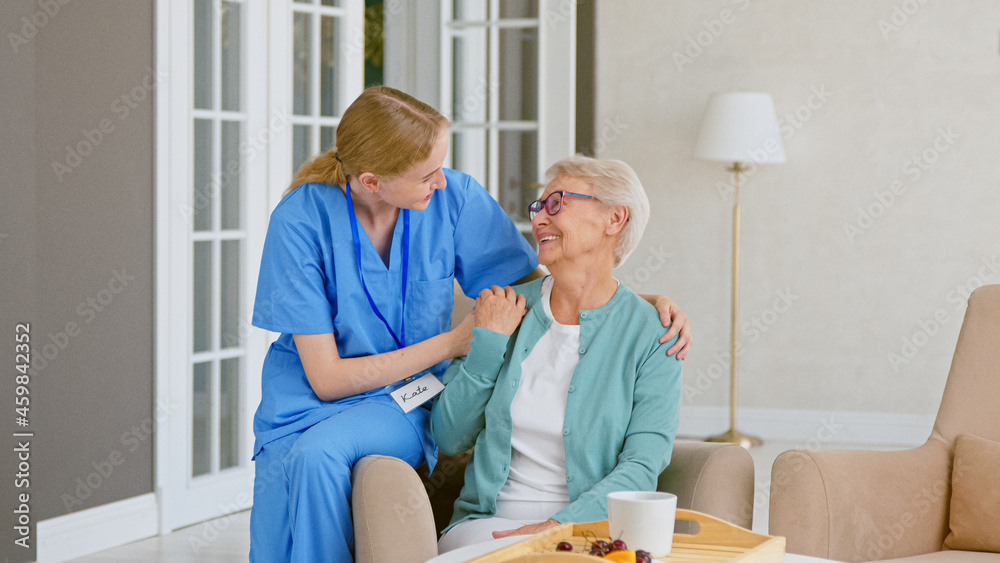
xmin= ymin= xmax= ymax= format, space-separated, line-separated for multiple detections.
xmin=606 ymin=491 xmax=677 ymax=557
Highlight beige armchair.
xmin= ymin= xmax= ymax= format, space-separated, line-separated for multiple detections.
xmin=769 ymin=284 xmax=1000 ymax=562
xmin=352 ymin=284 xmax=756 ymax=562
xmin=352 ymin=440 xmax=754 ymax=563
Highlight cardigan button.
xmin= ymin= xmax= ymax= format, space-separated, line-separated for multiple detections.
xmin=567 ymin=385 xmax=575 ymax=393
xmin=563 ymin=428 xmax=570 ymax=436
xmin=566 ymin=475 xmax=573 ymax=482
xmin=580 ymin=311 xmax=588 ymax=319
xmin=579 ymin=347 xmax=587 ymax=354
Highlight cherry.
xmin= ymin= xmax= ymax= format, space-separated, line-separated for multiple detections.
xmin=635 ymin=549 xmax=652 ymax=563
xmin=611 ymin=539 xmax=628 ymax=551
xmin=593 ymin=540 xmax=611 ymax=553
xmin=588 ymin=548 xmax=606 ymax=557
xmin=556 ymin=541 xmax=573 ymax=552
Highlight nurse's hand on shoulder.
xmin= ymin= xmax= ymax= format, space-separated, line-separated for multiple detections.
xmin=492 ymin=519 xmax=561 ymax=538
xmin=648 ymin=294 xmax=692 ymax=361
xmin=475 ymin=285 xmax=526 ymax=336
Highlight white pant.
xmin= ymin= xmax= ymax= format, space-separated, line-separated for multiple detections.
xmin=438 ymin=517 xmax=545 ymax=553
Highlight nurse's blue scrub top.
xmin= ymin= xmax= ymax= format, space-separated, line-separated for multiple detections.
xmin=251 ymin=168 xmax=538 ymax=457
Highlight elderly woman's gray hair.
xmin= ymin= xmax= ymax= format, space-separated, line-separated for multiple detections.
xmin=544 ymin=155 xmax=650 ymax=266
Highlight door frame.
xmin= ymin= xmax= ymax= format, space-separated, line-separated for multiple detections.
xmin=154 ymin=0 xmax=269 ymax=533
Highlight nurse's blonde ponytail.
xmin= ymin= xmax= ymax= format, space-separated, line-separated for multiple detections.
xmin=283 ymin=86 xmax=450 ymax=197
xmin=283 ymin=151 xmax=348 ymax=197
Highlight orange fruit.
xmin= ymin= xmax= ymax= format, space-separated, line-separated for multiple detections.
xmin=603 ymin=549 xmax=636 ymax=562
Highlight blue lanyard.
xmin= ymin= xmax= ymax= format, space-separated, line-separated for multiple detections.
xmin=345 ymin=182 xmax=409 ymax=349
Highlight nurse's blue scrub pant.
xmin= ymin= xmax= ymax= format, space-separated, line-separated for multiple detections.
xmin=250 ymin=400 xmax=428 ymax=562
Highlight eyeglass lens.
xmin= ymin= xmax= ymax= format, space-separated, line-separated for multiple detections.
xmin=529 ymin=192 xmax=562 ymax=219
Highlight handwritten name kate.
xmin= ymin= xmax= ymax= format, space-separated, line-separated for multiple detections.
xmin=402 ymin=385 xmax=429 ymax=402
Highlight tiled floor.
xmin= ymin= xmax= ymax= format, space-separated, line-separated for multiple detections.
xmin=69 ymin=509 xmax=252 ymax=562
xmin=69 ymin=440 xmax=908 ymax=562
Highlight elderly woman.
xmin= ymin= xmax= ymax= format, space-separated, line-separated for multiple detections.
xmin=430 ymin=156 xmax=683 ymax=550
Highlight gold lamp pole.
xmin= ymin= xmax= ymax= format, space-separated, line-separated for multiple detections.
xmin=705 ymin=162 xmax=762 ymax=449
xmin=694 ymin=92 xmax=785 ymax=450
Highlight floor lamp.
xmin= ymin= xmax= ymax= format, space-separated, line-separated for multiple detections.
xmin=693 ymin=92 xmax=785 ymax=449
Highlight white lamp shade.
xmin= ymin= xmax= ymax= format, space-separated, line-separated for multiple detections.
xmin=693 ymin=92 xmax=786 ymax=164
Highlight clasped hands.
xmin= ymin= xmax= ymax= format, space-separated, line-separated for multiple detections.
xmin=448 ymin=285 xmax=525 ymax=357
xmin=474 ymin=285 xmax=527 ymax=336
xmin=450 ymin=286 xmax=693 ymax=359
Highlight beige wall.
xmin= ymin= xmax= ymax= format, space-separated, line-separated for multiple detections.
xmin=597 ymin=1 xmax=1000 ymax=422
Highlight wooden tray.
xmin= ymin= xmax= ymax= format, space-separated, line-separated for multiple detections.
xmin=468 ymin=509 xmax=785 ymax=562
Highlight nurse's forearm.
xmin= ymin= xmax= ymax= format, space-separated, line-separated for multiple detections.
xmin=331 ymin=333 xmax=464 ymax=399
xmin=294 ymin=331 xmax=467 ymax=402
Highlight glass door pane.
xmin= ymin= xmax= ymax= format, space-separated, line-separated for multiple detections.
xmin=193 ymin=119 xmax=213 ymax=231
xmin=192 ymin=362 xmax=212 ymax=477
xmin=293 ymin=124 xmax=312 ymax=172
xmin=221 ymin=2 xmax=242 ymax=111
xmin=498 ymin=0 xmax=537 ymax=18
xmin=293 ymin=12 xmax=312 ymax=116
xmin=193 ymin=241 xmax=213 ymax=354
xmin=190 ymin=0 xmax=247 ymax=481
xmin=292 ymin=1 xmax=346 ymax=173
xmin=498 ymin=27 xmax=537 ymax=121
xmin=320 ymin=15 xmax=339 ymax=117
xmin=219 ymin=357 xmax=241 ymax=470
xmin=194 ymin=0 xmax=214 ymax=109
xmin=444 ymin=0 xmax=540 ymax=233
xmin=221 ymin=121 xmax=242 ymax=228
xmin=451 ymin=28 xmax=488 ymax=123
xmin=220 ymin=240 xmax=241 ymax=348
xmin=497 ymin=130 xmax=538 ymax=222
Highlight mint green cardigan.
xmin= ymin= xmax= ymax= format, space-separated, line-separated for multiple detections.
xmin=430 ymin=277 xmax=682 ymax=529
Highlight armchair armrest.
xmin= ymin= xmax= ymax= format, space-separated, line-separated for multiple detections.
xmin=657 ymin=440 xmax=755 ymax=529
xmin=352 ymin=455 xmax=439 ymax=563
xmin=769 ymin=440 xmax=952 ymax=562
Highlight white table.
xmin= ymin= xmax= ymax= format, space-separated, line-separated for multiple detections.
xmin=427 ymin=537 xmax=842 ymax=563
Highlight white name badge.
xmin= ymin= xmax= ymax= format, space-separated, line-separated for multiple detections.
xmin=390 ymin=373 xmax=445 ymax=413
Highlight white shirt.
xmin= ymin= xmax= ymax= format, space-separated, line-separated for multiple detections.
xmin=494 ymin=276 xmax=578 ymax=520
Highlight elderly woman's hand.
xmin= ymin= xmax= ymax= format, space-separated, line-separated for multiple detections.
xmin=474 ymin=285 xmax=526 ymax=336
xmin=492 ymin=519 xmax=561 ymax=538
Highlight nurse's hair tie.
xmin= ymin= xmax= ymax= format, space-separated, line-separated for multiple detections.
xmin=333 ymin=152 xmax=343 ymax=164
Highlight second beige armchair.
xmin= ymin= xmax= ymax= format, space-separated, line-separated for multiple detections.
xmin=769 ymin=284 xmax=1000 ymax=562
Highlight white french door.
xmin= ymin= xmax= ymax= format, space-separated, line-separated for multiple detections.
xmin=384 ymin=0 xmax=576 ymax=234
xmin=280 ymin=0 xmax=364 ymax=177
xmin=440 ymin=0 xmax=575 ymax=233
xmin=157 ymin=0 xmax=569 ymax=533
xmin=157 ymin=0 xmax=267 ymax=531
xmin=155 ymin=0 xmax=365 ymax=531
